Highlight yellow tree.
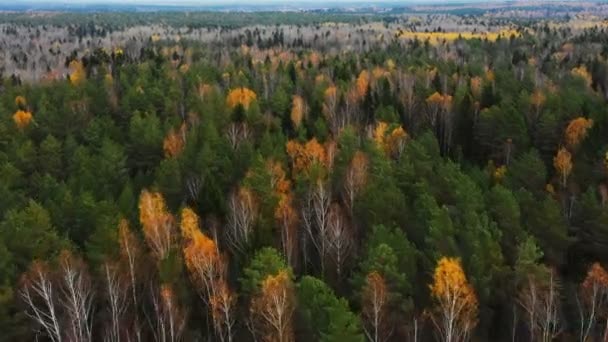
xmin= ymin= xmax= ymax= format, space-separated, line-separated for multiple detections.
xmin=565 ymin=117 xmax=593 ymax=149
xmin=553 ymin=147 xmax=573 ymax=188
xmin=250 ymin=271 xmax=295 ymax=342
xmin=290 ymin=95 xmax=306 ymax=129
xmin=386 ymin=127 xmax=408 ymax=158
xmin=429 ymin=257 xmax=478 ymax=342
xmin=69 ymin=60 xmax=86 ymax=86
xmin=356 ymin=70 xmax=370 ymax=99
xmin=577 ymin=263 xmax=608 ymax=342
xmin=226 ymin=87 xmax=257 ymax=110
xmin=139 ymin=190 xmax=176 ymax=260
xmin=13 ymin=110 xmax=33 ymax=129
xmin=361 ymin=271 xmax=389 ymax=342
xmin=285 ymin=138 xmax=327 ymax=175
xmin=210 ymin=280 xmax=236 ymax=342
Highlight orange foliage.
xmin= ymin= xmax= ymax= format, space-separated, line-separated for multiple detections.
xmin=565 ymin=117 xmax=593 ymax=148
xmin=180 ymin=207 xmax=200 ymax=242
xmin=286 ymin=138 xmax=328 ymax=174
xmin=554 ymin=147 xmax=573 ymax=188
xmin=356 ymin=70 xmax=370 ymax=99
xmin=251 ymin=270 xmax=295 ymax=342
xmin=429 ymin=257 xmax=478 ymax=342
xmin=386 ymin=127 xmax=408 ymax=158
xmin=139 ymin=190 xmax=175 ymax=260
xmin=226 ymin=87 xmax=257 ymax=110
xmin=13 ymin=110 xmax=33 ymax=129
xmin=163 ymin=124 xmax=186 ymax=158
xmin=290 ymin=95 xmax=305 ymax=129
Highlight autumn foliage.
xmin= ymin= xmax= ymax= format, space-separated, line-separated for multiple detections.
xmin=564 ymin=117 xmax=593 ymax=148
xmin=553 ymin=147 xmax=573 ymax=188
xmin=226 ymin=87 xmax=257 ymax=110
xmin=251 ymin=270 xmax=295 ymax=342
xmin=13 ymin=110 xmax=33 ymax=129
xmin=429 ymin=257 xmax=478 ymax=342
xmin=139 ymin=189 xmax=176 ymax=260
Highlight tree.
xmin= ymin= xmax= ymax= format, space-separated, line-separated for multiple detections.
xmin=139 ymin=190 xmax=176 ymax=261
xmin=210 ymin=280 xmax=236 ymax=342
xmin=118 ymin=218 xmax=143 ymax=342
xmin=290 ymin=95 xmax=306 ymax=129
xmin=326 ymin=203 xmax=353 ymax=280
xmin=577 ymin=263 xmax=608 ymax=342
xmin=57 ymin=250 xmax=94 ymax=342
xmin=297 ymin=276 xmax=364 ymax=342
xmin=20 ymin=261 xmax=62 ymax=342
xmin=226 ymin=186 xmax=257 ymax=254
xmin=226 ymin=87 xmax=257 ymax=110
xmin=250 ymin=270 xmax=295 ymax=342
xmin=69 ymin=60 xmax=86 ymax=86
xmin=344 ymin=151 xmax=369 ymax=213
xmin=514 ymin=237 xmax=562 ymax=342
xmin=564 ymin=117 xmax=593 ymax=149
xmin=429 ymin=257 xmax=478 ymax=342
xmin=163 ymin=124 xmax=186 ymax=158
xmin=240 ymin=247 xmax=291 ymax=297
xmin=361 ymin=271 xmax=389 ymax=342
xmin=553 ymin=147 xmax=572 ymax=188
xmin=13 ymin=110 xmax=33 ymax=130
xmin=150 ymin=284 xmax=186 ymax=342
xmin=101 ymin=261 xmax=128 ymax=342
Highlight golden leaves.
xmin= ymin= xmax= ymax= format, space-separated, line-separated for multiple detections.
xmin=69 ymin=60 xmax=85 ymax=86
xmin=226 ymin=87 xmax=257 ymax=110
xmin=470 ymin=76 xmax=483 ymax=98
xmin=356 ymin=70 xmax=370 ymax=99
xmin=565 ymin=117 xmax=593 ymax=148
xmin=251 ymin=270 xmax=295 ymax=342
xmin=290 ymin=95 xmax=306 ymax=129
xmin=139 ymin=190 xmax=175 ymax=260
xmin=13 ymin=110 xmax=33 ymax=130
xmin=430 ymin=257 xmax=478 ymax=336
xmin=373 ymin=122 xmax=408 ymax=158
xmin=286 ymin=138 xmax=328 ymax=174
xmin=553 ymin=147 xmax=572 ymax=187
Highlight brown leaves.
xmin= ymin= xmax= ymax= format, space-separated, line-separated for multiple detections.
xmin=226 ymin=87 xmax=257 ymax=110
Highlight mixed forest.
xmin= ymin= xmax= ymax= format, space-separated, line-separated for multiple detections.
xmin=3 ymin=7 xmax=608 ymax=342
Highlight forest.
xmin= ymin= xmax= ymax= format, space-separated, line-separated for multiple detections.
xmin=2 ymin=5 xmax=608 ymax=342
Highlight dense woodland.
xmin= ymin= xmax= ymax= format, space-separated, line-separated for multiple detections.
xmin=3 ymin=9 xmax=608 ymax=342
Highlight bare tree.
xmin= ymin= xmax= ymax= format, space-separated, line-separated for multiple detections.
xmin=102 ymin=262 xmax=129 ymax=342
xmin=226 ymin=186 xmax=257 ymax=254
xmin=326 ymin=203 xmax=354 ymax=280
xmin=20 ymin=261 xmax=63 ymax=342
xmin=57 ymin=251 xmax=95 ymax=342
